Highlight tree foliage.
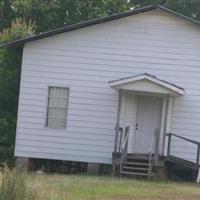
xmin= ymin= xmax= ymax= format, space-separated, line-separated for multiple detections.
xmin=0 ymin=20 xmax=34 ymax=166
xmin=0 ymin=0 xmax=13 ymax=32
xmin=12 ymin=0 xmax=132 ymax=33
xmin=132 ymin=0 xmax=200 ymax=21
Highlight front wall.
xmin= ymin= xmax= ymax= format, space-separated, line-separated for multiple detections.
xmin=15 ymin=9 xmax=200 ymax=164
xmin=120 ymin=92 xmax=137 ymax=153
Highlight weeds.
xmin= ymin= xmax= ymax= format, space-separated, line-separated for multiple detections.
xmin=0 ymin=167 xmax=37 ymax=200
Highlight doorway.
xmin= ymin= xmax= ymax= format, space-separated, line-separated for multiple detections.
xmin=133 ymin=96 xmax=162 ymax=154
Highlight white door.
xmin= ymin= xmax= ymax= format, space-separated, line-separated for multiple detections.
xmin=134 ymin=96 xmax=162 ymax=154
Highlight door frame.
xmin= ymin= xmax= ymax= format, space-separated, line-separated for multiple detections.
xmin=132 ymin=94 xmax=169 ymax=156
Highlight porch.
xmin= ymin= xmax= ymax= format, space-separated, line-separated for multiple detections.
xmin=109 ymin=73 xmax=187 ymax=178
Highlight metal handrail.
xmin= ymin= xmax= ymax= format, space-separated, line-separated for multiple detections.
xmin=148 ymin=134 xmax=155 ymax=179
xmin=118 ymin=127 xmax=124 ymax=153
xmin=166 ymin=133 xmax=200 ymax=145
xmin=122 ymin=127 xmax=130 ymax=153
xmin=166 ymin=133 xmax=200 ymax=166
xmin=120 ymin=126 xmax=130 ymax=172
xmin=114 ymin=125 xmax=123 ymax=153
xmin=148 ymin=134 xmax=154 ymax=154
xmin=121 ymin=127 xmax=130 ymax=159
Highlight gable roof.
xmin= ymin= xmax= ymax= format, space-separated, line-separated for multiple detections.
xmin=1 ymin=5 xmax=200 ymax=48
xmin=109 ymin=73 xmax=184 ymax=95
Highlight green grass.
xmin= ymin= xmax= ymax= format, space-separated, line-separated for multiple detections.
xmin=1 ymin=171 xmax=200 ymax=200
xmin=28 ymin=174 xmax=200 ymax=200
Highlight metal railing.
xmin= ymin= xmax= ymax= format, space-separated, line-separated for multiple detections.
xmin=114 ymin=125 xmax=130 ymax=153
xmin=119 ymin=126 xmax=130 ymax=173
xmin=114 ymin=125 xmax=123 ymax=153
xmin=113 ymin=125 xmax=130 ymax=173
xmin=148 ymin=134 xmax=155 ymax=178
xmin=166 ymin=133 xmax=200 ymax=166
xmin=120 ymin=127 xmax=130 ymax=163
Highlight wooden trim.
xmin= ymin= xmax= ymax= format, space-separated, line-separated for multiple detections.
xmin=109 ymin=74 xmax=184 ymax=95
xmin=159 ymin=97 xmax=167 ymax=155
xmin=117 ymin=90 xmax=122 ymax=127
xmin=164 ymin=96 xmax=174 ymax=155
xmin=114 ymin=90 xmax=122 ymax=153
xmin=133 ymin=95 xmax=139 ymax=153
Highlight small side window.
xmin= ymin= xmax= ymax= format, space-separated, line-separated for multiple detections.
xmin=46 ymin=87 xmax=69 ymax=129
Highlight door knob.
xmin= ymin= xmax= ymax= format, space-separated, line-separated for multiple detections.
xmin=135 ymin=123 xmax=139 ymax=130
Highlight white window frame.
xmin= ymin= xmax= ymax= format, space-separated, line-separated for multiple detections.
xmin=46 ymin=86 xmax=69 ymax=129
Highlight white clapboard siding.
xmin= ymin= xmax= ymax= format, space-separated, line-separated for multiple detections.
xmin=15 ymin=9 xmax=200 ymax=164
xmin=120 ymin=92 xmax=137 ymax=153
xmin=16 ymin=135 xmax=113 ymax=150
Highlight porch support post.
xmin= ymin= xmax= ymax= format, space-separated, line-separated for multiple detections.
xmin=113 ymin=89 xmax=123 ymax=176
xmin=154 ymin=129 xmax=160 ymax=165
xmin=159 ymin=97 xmax=167 ymax=155
xmin=114 ymin=89 xmax=122 ymax=153
xmin=196 ymin=145 xmax=200 ymax=183
xmin=164 ymin=96 xmax=174 ymax=155
xmin=197 ymin=168 xmax=200 ymax=183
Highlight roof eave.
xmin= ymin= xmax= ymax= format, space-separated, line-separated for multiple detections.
xmin=1 ymin=4 xmax=200 ymax=49
xmin=0 ymin=5 xmax=157 ymax=48
xmin=109 ymin=74 xmax=184 ymax=95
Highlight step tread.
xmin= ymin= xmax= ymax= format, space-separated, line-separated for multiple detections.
xmin=123 ymin=166 xmax=149 ymax=171
xmin=120 ymin=171 xmax=149 ymax=176
xmin=127 ymin=159 xmax=149 ymax=163
xmin=124 ymin=162 xmax=151 ymax=166
xmin=127 ymin=156 xmax=149 ymax=158
xmin=127 ymin=157 xmax=149 ymax=160
xmin=127 ymin=153 xmax=151 ymax=157
xmin=127 ymin=155 xmax=150 ymax=159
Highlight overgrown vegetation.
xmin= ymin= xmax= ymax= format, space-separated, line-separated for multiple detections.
xmin=1 ymin=0 xmax=200 ymax=166
xmin=0 ymin=168 xmax=36 ymax=200
xmin=1 ymin=171 xmax=200 ymax=200
xmin=0 ymin=20 xmax=34 ymax=166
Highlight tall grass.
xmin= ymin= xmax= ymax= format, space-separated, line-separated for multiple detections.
xmin=0 ymin=168 xmax=37 ymax=200
xmin=0 ymin=169 xmax=199 ymax=200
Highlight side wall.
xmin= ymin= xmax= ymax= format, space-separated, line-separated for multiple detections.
xmin=15 ymin=9 xmax=200 ymax=164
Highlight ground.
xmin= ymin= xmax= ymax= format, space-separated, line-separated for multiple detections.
xmin=28 ymin=174 xmax=200 ymax=200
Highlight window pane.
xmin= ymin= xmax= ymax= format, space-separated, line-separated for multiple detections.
xmin=47 ymin=118 xmax=66 ymax=129
xmin=49 ymin=87 xmax=68 ymax=97
xmin=46 ymin=87 xmax=69 ymax=129
xmin=49 ymin=97 xmax=68 ymax=108
xmin=48 ymin=108 xmax=67 ymax=119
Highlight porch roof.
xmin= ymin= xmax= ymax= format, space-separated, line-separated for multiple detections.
xmin=109 ymin=73 xmax=184 ymax=96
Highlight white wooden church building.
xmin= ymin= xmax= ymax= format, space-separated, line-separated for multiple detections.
xmin=1 ymin=5 xmax=200 ymax=181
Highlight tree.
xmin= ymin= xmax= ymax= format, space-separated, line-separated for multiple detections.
xmin=12 ymin=0 xmax=133 ymax=33
xmin=0 ymin=0 xmax=13 ymax=32
xmin=0 ymin=20 xmax=34 ymax=166
xmin=131 ymin=0 xmax=200 ymax=21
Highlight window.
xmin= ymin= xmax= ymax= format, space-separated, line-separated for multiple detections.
xmin=46 ymin=87 xmax=69 ymax=129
